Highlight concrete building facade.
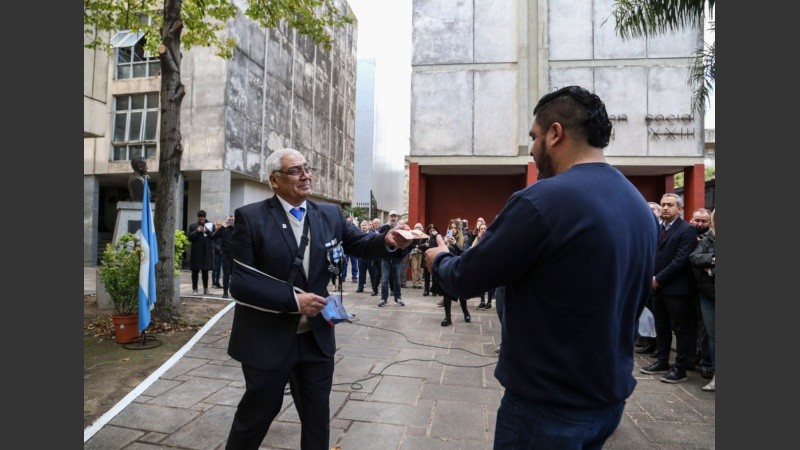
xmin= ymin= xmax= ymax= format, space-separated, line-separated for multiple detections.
xmin=353 ymin=58 xmax=407 ymax=221
xmin=408 ymin=0 xmax=709 ymax=229
xmin=83 ymin=4 xmax=358 ymax=265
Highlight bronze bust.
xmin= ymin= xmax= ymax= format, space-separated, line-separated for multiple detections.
xmin=127 ymin=156 xmax=148 ymax=201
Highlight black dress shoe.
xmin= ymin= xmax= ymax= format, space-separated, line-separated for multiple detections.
xmin=660 ymin=367 xmax=688 ymax=383
xmin=423 ymin=291 xmax=430 ymax=296
xmin=370 ymin=291 xmax=378 ymax=296
xmin=635 ymin=343 xmax=657 ymax=354
xmin=635 ymin=337 xmax=656 ymax=354
xmin=441 ymin=317 xmax=452 ymax=326
xmin=464 ymin=314 xmax=471 ymax=323
xmin=355 ymin=289 xmax=364 ymax=293
xmin=640 ymin=361 xmax=671 ymax=374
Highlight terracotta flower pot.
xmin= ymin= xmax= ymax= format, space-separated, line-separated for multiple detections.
xmin=112 ymin=314 xmax=140 ymax=344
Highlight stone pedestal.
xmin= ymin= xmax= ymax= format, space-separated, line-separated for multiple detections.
xmin=96 ymin=201 xmax=181 ymax=310
xmin=113 ymin=201 xmax=152 ymax=244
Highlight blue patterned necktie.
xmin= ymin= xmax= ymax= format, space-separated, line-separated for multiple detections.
xmin=290 ymin=207 xmax=305 ymax=221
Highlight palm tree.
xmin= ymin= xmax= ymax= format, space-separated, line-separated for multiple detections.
xmin=612 ymin=0 xmax=715 ymax=116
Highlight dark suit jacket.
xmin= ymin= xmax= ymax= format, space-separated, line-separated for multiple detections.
xmin=227 ymin=195 xmax=396 ymax=370
xmin=654 ymin=218 xmax=698 ymax=296
xmin=187 ymin=221 xmax=214 ymax=270
xmin=211 ymin=225 xmax=235 ymax=258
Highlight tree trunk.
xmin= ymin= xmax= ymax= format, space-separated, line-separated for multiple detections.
xmin=154 ymin=0 xmax=185 ymax=321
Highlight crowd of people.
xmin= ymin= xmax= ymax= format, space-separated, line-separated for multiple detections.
xmin=174 ymin=86 xmax=714 ymax=449
xmin=638 ymin=194 xmax=716 ymax=392
xmin=339 ymin=212 xmax=505 ymax=329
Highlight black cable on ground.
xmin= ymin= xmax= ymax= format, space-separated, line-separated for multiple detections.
xmin=332 ymin=319 xmax=498 ymax=390
xmin=281 ymin=316 xmax=498 ymax=395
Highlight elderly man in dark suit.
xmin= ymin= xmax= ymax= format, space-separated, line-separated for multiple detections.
xmin=640 ymin=192 xmax=699 ymax=384
xmin=224 ymin=148 xmax=410 ymax=450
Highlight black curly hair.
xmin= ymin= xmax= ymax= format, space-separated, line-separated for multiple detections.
xmin=533 ymin=86 xmax=613 ymax=148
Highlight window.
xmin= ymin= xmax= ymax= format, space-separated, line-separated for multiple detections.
xmin=111 ymin=93 xmax=159 ymax=161
xmin=111 ymin=15 xmax=159 ymax=80
xmin=113 ymin=32 xmax=160 ymax=79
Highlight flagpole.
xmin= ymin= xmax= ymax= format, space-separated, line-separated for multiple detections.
xmin=126 ymin=174 xmax=163 ymax=350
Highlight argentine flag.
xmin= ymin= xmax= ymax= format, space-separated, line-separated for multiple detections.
xmin=137 ymin=179 xmax=158 ymax=332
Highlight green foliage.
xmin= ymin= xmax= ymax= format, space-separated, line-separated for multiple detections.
xmin=342 ymin=206 xmax=369 ymax=222
xmin=99 ymin=233 xmax=141 ymax=316
xmin=173 ymin=230 xmax=190 ymax=276
xmin=84 ymin=0 xmax=353 ymax=57
xmin=673 ymin=165 xmax=714 ymax=188
xmin=610 ymin=0 xmax=715 ymax=116
xmin=99 ymin=230 xmax=192 ymax=315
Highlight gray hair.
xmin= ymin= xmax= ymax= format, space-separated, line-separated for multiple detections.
xmin=266 ymin=148 xmax=303 ymax=175
xmin=661 ymin=193 xmax=684 ymax=208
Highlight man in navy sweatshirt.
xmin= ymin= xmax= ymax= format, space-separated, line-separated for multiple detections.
xmin=426 ymin=86 xmax=658 ymax=449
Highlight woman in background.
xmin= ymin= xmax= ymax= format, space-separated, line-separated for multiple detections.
xmin=440 ymin=219 xmax=471 ymax=326
xmin=421 ymin=224 xmax=439 ymax=297
xmin=409 ymin=223 xmax=426 ymax=289
xmin=473 ymin=222 xmax=495 ymax=310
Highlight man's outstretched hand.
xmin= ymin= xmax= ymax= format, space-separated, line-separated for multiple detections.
xmin=424 ymin=233 xmax=451 ymax=272
xmin=385 ymin=225 xmax=412 ymax=249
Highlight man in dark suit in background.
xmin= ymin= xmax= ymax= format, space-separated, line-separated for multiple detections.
xmin=211 ymin=214 xmax=236 ymax=299
xmin=640 ymin=193 xmax=699 ymax=384
xmin=224 ymin=148 xmax=410 ymax=450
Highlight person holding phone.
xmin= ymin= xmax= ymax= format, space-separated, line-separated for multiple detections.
xmin=187 ymin=209 xmax=215 ymax=295
xmin=439 ymin=219 xmax=471 ymax=326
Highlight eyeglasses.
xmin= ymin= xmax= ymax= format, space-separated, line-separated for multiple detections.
xmin=274 ymin=164 xmax=316 ymax=176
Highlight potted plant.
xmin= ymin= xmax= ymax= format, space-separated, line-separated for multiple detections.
xmin=98 ymin=230 xmax=190 ymax=343
xmin=98 ymin=233 xmax=142 ymax=343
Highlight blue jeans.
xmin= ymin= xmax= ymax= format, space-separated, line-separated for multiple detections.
xmin=494 ymin=390 xmax=624 ymax=450
xmin=212 ymin=252 xmax=222 ymax=284
xmin=349 ymin=255 xmax=359 ymax=279
xmin=699 ymin=295 xmax=715 ymax=372
xmin=380 ymin=259 xmax=403 ymax=301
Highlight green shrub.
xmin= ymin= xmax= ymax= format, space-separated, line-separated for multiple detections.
xmin=98 ymin=233 xmax=141 ymax=316
xmin=174 ymin=229 xmax=189 ymax=276
xmin=99 ymin=230 xmax=191 ymax=315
